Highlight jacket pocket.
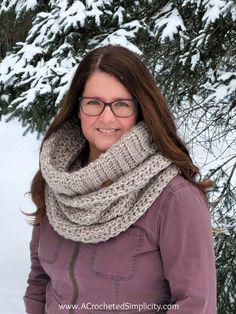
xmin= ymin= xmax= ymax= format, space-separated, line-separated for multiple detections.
xmin=38 ymin=217 xmax=63 ymax=264
xmin=91 ymin=225 xmax=144 ymax=280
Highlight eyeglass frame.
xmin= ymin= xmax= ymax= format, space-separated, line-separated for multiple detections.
xmin=78 ymin=96 xmax=139 ymax=118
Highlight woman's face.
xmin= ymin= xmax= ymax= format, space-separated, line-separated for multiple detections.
xmin=78 ymin=71 xmax=137 ymax=162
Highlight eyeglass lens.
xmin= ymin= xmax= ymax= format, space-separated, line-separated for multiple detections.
xmin=80 ymin=98 xmax=136 ymax=117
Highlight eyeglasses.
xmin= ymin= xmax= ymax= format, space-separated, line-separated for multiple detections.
xmin=78 ymin=97 xmax=138 ymax=118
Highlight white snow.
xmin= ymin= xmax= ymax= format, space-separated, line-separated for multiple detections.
xmin=153 ymin=3 xmax=186 ymax=42
xmin=202 ymin=71 xmax=236 ymax=104
xmin=61 ymin=1 xmax=87 ymax=29
xmin=0 ymin=117 xmax=40 ymax=313
xmin=190 ymin=49 xmax=200 ymax=70
xmin=11 ymin=89 xmax=37 ymax=109
xmin=202 ymin=0 xmax=225 ymax=26
xmin=92 ymin=34 xmax=142 ymax=55
xmin=112 ymin=6 xmax=125 ymax=25
xmin=0 ymin=0 xmax=38 ymax=18
xmin=214 ymin=84 xmax=229 ymax=101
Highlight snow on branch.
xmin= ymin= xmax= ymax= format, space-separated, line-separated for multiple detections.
xmin=0 ymin=0 xmax=38 ymax=18
xmin=0 ymin=0 xmax=144 ymax=111
xmin=203 ymin=71 xmax=236 ymax=104
xmin=152 ymin=2 xmax=186 ymax=42
xmin=202 ymin=0 xmax=233 ymax=27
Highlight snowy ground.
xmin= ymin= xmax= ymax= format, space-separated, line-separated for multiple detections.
xmin=0 ymin=118 xmax=40 ymax=313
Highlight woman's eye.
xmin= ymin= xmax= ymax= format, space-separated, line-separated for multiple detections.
xmin=116 ymin=101 xmax=129 ymax=107
xmin=87 ymin=99 xmax=100 ymax=105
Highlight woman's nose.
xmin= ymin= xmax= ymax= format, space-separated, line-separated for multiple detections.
xmin=98 ymin=105 xmax=116 ymax=121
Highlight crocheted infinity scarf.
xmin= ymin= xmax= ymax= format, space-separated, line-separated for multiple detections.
xmin=40 ymin=116 xmax=179 ymax=243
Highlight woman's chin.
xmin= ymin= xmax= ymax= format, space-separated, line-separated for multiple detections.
xmin=96 ymin=141 xmax=117 ymax=153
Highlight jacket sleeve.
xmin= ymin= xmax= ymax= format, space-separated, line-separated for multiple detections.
xmin=24 ymin=223 xmax=50 ymax=314
xmin=159 ymin=184 xmax=217 ymax=314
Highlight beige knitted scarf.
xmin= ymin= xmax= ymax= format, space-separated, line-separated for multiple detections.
xmin=40 ymin=116 xmax=179 ymax=243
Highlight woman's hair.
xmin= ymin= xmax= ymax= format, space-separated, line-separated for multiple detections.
xmin=24 ymin=44 xmax=214 ymax=224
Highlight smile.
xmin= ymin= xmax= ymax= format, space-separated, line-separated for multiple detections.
xmin=97 ymin=128 xmax=119 ymax=134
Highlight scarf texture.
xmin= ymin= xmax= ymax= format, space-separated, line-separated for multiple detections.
xmin=40 ymin=116 xmax=179 ymax=243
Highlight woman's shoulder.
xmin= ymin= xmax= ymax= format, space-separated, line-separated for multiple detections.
xmin=135 ymin=174 xmax=210 ymax=247
xmin=150 ymin=174 xmax=209 ymax=217
xmin=165 ymin=174 xmax=197 ymax=191
xmin=162 ymin=174 xmax=207 ymax=200
xmin=156 ymin=174 xmax=210 ymax=223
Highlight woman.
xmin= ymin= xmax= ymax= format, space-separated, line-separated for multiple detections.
xmin=24 ymin=45 xmax=217 ymax=313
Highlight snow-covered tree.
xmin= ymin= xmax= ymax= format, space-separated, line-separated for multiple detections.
xmin=0 ymin=1 xmax=235 ymax=312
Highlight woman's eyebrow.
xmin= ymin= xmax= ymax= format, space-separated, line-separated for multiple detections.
xmin=83 ymin=96 xmax=132 ymax=101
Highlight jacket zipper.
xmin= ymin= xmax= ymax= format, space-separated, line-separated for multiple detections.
xmin=69 ymin=242 xmax=80 ymax=314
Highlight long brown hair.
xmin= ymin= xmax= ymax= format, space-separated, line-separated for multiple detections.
xmin=24 ymin=44 xmax=214 ymax=224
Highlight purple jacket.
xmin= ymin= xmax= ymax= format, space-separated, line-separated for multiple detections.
xmin=24 ymin=175 xmax=217 ymax=313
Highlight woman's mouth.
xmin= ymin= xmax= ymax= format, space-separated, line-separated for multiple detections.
xmin=97 ymin=128 xmax=119 ymax=134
